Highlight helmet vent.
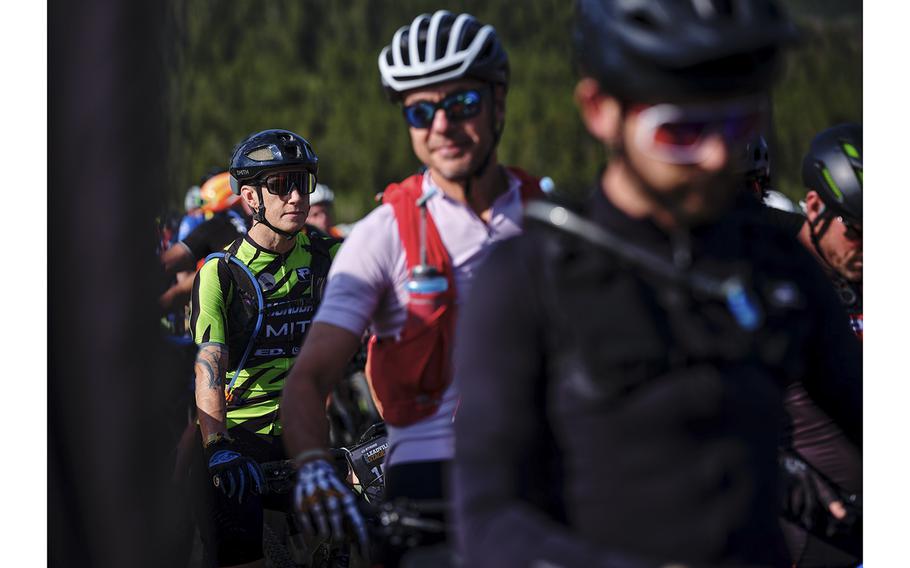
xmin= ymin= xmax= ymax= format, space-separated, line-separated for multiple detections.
xmin=461 ymin=20 xmax=480 ymax=47
xmin=841 ymin=142 xmax=860 ymax=159
xmin=478 ymin=36 xmax=495 ymax=59
xmin=432 ymin=26 xmax=447 ymax=59
xmin=414 ymin=19 xmax=431 ymax=63
xmin=247 ymin=147 xmax=275 ymax=161
xmin=279 ymin=139 xmax=301 ymax=158
xmin=399 ymin=31 xmax=411 ymax=65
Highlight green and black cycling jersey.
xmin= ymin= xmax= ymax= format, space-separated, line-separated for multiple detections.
xmin=190 ymin=227 xmax=340 ymax=435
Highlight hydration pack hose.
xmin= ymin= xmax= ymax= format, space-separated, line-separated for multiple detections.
xmin=524 ymin=201 xmax=763 ymax=331
xmin=204 ymin=251 xmax=266 ymax=399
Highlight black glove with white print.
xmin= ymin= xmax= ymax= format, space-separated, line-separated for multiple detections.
xmin=294 ymin=456 xmax=369 ymax=557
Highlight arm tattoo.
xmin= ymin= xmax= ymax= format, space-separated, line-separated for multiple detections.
xmin=196 ymin=343 xmax=228 ymax=390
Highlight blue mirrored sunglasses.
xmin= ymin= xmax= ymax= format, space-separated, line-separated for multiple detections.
xmin=402 ymin=89 xmax=484 ymax=129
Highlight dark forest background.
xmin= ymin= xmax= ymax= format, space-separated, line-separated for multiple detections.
xmin=162 ymin=0 xmax=861 ymax=223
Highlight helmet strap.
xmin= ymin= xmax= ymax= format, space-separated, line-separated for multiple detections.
xmin=461 ymin=84 xmax=504 ymax=200
xmin=252 ymin=187 xmax=299 ymax=241
xmin=808 ymin=207 xmax=838 ymax=273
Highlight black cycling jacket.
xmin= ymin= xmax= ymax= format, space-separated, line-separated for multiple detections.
xmin=452 ymin=188 xmax=861 ymax=568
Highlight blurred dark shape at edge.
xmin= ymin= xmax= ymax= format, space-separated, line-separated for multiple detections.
xmin=49 ymin=0 xmax=190 ymax=566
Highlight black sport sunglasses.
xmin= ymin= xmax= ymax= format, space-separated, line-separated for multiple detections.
xmin=259 ymin=170 xmax=317 ymax=197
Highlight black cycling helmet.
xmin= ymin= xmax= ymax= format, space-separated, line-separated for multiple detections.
xmin=228 ymin=129 xmax=319 ymax=239
xmin=739 ymin=135 xmax=772 ymax=199
xmin=229 ymin=129 xmax=318 ymax=195
xmin=801 ymin=123 xmax=862 ymax=222
xmin=378 ymin=10 xmax=509 ymax=102
xmin=573 ymin=0 xmax=799 ymax=103
xmin=742 ymin=136 xmax=770 ymax=179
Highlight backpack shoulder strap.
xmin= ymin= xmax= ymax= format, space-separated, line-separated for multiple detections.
xmin=204 ymin=243 xmax=265 ymax=393
xmin=381 ymin=173 xmax=424 ymax=206
xmin=382 ymin=174 xmax=452 ymax=275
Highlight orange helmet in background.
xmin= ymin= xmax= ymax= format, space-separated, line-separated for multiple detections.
xmin=199 ymin=172 xmax=240 ymax=213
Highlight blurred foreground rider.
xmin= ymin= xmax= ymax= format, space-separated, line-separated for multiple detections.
xmin=797 ymin=123 xmax=863 ymax=339
xmin=452 ymin=1 xmax=862 ymax=567
xmin=190 ymin=129 xmax=339 ymax=567
xmin=281 ymin=10 xmax=543 ymax=564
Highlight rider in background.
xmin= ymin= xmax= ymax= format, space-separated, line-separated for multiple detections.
xmin=306 ymin=182 xmax=347 ymax=239
xmin=281 ymin=10 xmax=543 ymax=565
xmin=189 ymin=129 xmax=339 ymax=568
xmin=796 ymin=123 xmax=863 ymax=340
xmin=778 ymin=123 xmax=863 ymax=568
xmin=737 ymin=133 xmax=861 ymax=564
xmin=179 ymin=167 xmax=233 ymax=243
xmin=159 ymin=172 xmax=252 ymax=312
xmin=163 ymin=171 xmax=251 ymax=273
xmin=178 ymin=184 xmax=205 ymax=241
xmin=741 ymin=135 xmax=806 ymax=236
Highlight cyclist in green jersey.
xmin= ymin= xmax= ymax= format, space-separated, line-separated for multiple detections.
xmin=190 ymin=129 xmax=340 ymax=568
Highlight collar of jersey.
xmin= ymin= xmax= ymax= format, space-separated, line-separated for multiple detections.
xmin=423 ymin=169 xmax=521 ymax=211
xmin=241 ymin=231 xmax=306 ymax=258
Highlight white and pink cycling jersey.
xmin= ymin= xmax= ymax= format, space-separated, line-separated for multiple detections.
xmin=314 ymin=170 xmax=526 ymax=465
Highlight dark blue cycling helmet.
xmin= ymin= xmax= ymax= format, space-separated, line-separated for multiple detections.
xmin=229 ymin=129 xmax=318 ymax=195
xmin=801 ymin=123 xmax=862 ymax=222
xmin=742 ymin=136 xmax=771 ymax=179
xmin=573 ymin=0 xmax=799 ymax=102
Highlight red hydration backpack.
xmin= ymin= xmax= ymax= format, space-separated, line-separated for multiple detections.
xmin=365 ymin=167 xmax=543 ymax=426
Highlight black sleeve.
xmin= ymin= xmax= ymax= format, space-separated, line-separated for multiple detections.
xmin=800 ymin=260 xmax=863 ymax=449
xmin=452 ymin=235 xmax=636 ymax=568
xmin=181 ymin=217 xmax=242 ymax=262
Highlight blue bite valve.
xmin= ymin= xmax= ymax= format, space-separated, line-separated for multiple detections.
xmin=539 ymin=176 xmax=555 ymax=194
xmin=723 ymin=279 xmax=762 ymax=331
xmin=406 ymin=264 xmax=448 ymax=294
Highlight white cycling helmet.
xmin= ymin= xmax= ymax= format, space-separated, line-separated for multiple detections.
xmin=378 ymin=10 xmax=509 ymax=100
xmin=184 ymin=185 xmax=201 ymax=212
xmin=310 ymin=183 xmax=335 ymax=206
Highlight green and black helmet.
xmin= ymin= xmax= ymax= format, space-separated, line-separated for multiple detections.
xmin=801 ymin=123 xmax=862 ymax=222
